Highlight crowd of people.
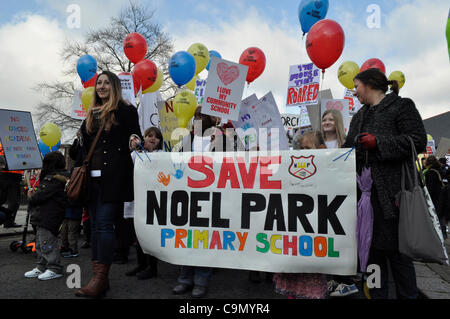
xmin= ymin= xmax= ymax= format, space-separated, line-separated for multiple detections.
xmin=1 ymin=69 xmax=449 ymax=299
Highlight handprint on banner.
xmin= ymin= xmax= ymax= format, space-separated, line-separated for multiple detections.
xmin=171 ymin=163 xmax=185 ymax=180
xmin=157 ymin=172 xmax=171 ymax=186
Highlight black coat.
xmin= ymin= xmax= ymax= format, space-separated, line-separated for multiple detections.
xmin=343 ymin=93 xmax=427 ymax=250
xmin=79 ymin=101 xmax=142 ymax=203
xmin=29 ymin=170 xmax=69 ymax=236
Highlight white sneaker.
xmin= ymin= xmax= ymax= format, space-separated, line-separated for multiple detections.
xmin=24 ymin=268 xmax=43 ymax=278
xmin=37 ymin=269 xmax=63 ymax=281
xmin=329 ymin=283 xmax=359 ymax=297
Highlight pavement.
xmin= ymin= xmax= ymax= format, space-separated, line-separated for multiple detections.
xmin=1 ymin=206 xmax=449 ymax=299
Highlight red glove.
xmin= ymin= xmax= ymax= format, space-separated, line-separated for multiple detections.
xmin=359 ymin=133 xmax=377 ymax=150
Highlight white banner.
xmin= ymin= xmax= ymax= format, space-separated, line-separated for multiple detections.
xmin=134 ymin=149 xmax=358 ymax=275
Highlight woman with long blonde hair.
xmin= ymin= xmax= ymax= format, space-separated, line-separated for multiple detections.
xmin=75 ymin=71 xmax=142 ymax=298
xmin=321 ymin=109 xmax=346 ymax=149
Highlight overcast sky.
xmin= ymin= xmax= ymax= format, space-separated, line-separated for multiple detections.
xmin=0 ymin=0 xmax=448 ymax=139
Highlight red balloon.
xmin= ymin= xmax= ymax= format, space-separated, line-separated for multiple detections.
xmin=132 ymin=60 xmax=157 ymax=91
xmin=83 ymin=73 xmax=98 ymax=88
xmin=305 ymin=19 xmax=345 ymax=72
xmin=123 ymin=33 xmax=148 ymax=64
xmin=360 ymin=58 xmax=386 ymax=73
xmin=239 ymin=47 xmax=266 ymax=84
xmin=132 ymin=72 xmax=141 ymax=95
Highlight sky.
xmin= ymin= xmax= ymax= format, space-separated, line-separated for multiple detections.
xmin=0 ymin=0 xmax=448 ymax=140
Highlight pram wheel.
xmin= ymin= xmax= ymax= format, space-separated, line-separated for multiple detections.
xmin=9 ymin=241 xmax=21 ymax=252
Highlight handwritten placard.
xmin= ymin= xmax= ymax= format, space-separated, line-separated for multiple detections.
xmin=201 ymin=57 xmax=248 ymax=121
xmin=0 ymin=109 xmax=42 ymax=170
xmin=286 ymin=63 xmax=321 ymax=108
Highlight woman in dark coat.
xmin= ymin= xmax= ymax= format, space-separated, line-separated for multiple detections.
xmin=343 ymin=68 xmax=427 ymax=299
xmin=75 ymin=71 xmax=142 ymax=298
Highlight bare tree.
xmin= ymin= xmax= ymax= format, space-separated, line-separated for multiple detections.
xmin=34 ymin=1 xmax=175 ymax=141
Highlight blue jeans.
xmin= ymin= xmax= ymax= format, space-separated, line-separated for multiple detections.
xmin=88 ymin=179 xmax=122 ymax=265
xmin=178 ymin=266 xmax=212 ymax=287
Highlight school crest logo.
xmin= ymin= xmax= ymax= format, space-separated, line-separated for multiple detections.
xmin=289 ymin=156 xmax=317 ymax=180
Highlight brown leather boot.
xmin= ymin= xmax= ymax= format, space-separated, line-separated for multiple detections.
xmin=75 ymin=262 xmax=110 ymax=298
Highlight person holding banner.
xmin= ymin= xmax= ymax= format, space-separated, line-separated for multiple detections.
xmin=75 ymin=71 xmax=143 ymax=298
xmin=273 ymin=130 xmax=329 ymax=299
xmin=343 ymin=68 xmax=427 ymax=299
xmin=172 ymin=106 xmax=224 ymax=299
xmin=321 ymin=109 xmax=346 ymax=149
xmin=126 ymin=127 xmax=164 ymax=280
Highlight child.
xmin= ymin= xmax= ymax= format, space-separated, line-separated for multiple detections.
xmin=24 ymin=152 xmax=69 ymax=280
xmin=60 ymin=202 xmax=83 ymax=258
xmin=273 ymin=131 xmax=328 ymax=299
xmin=125 ymin=127 xmax=163 ymax=279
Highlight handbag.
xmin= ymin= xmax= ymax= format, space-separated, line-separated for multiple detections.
xmin=66 ymin=123 xmax=105 ymax=202
xmin=396 ymin=137 xmax=449 ymax=265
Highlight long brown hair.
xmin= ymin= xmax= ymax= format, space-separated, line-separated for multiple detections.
xmin=85 ymin=71 xmax=124 ymax=134
xmin=321 ymin=109 xmax=346 ymax=148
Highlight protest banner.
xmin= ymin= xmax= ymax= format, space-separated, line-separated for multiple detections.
xmin=133 ymin=149 xmax=357 ymax=275
xmin=118 ymin=73 xmax=136 ymax=106
xmin=71 ymin=90 xmax=86 ymax=120
xmin=194 ymin=78 xmax=207 ymax=105
xmin=201 ymin=57 xmax=248 ymax=121
xmin=281 ymin=114 xmax=300 ymax=132
xmin=344 ymin=88 xmax=363 ymax=117
xmin=252 ymin=92 xmax=289 ymax=151
xmin=286 ymin=63 xmax=321 ymax=108
xmin=231 ymin=94 xmax=259 ymax=151
xmin=321 ymin=99 xmax=350 ymax=134
xmin=436 ymin=137 xmax=450 ymax=158
xmin=0 ymin=109 xmax=42 ymax=170
xmin=426 ymin=139 xmax=436 ymax=155
xmin=159 ymin=100 xmax=183 ymax=152
xmin=138 ymin=91 xmax=162 ymax=135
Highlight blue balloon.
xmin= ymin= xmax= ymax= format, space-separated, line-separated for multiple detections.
xmin=298 ymin=0 xmax=329 ymax=35
xmin=169 ymin=51 xmax=196 ymax=87
xmin=77 ymin=55 xmax=98 ymax=83
xmin=206 ymin=50 xmax=222 ymax=71
xmin=39 ymin=140 xmax=60 ymax=157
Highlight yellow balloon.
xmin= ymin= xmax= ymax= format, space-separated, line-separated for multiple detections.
xmin=143 ymin=68 xmax=163 ymax=94
xmin=388 ymin=71 xmax=406 ymax=89
xmin=188 ymin=43 xmax=210 ymax=75
xmin=40 ymin=123 xmax=61 ymax=148
xmin=338 ymin=61 xmax=360 ymax=89
xmin=185 ymin=75 xmax=200 ymax=91
xmin=173 ymin=91 xmax=198 ymax=128
xmin=81 ymin=87 xmax=95 ymax=111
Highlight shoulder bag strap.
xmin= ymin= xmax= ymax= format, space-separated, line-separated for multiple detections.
xmin=84 ymin=122 xmax=105 ymax=165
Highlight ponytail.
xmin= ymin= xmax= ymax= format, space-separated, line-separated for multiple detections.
xmin=388 ymin=80 xmax=399 ymax=95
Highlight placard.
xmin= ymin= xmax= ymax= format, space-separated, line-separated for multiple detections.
xmin=344 ymin=88 xmax=363 ymax=117
xmin=138 ymin=91 xmax=162 ymax=135
xmin=71 ymin=90 xmax=86 ymax=120
xmin=119 ymin=74 xmax=136 ymax=107
xmin=194 ymin=79 xmax=207 ymax=105
xmin=0 ymin=109 xmax=42 ymax=170
xmin=134 ymin=149 xmax=358 ymax=275
xmin=286 ymin=63 xmax=321 ymax=108
xmin=201 ymin=57 xmax=248 ymax=121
